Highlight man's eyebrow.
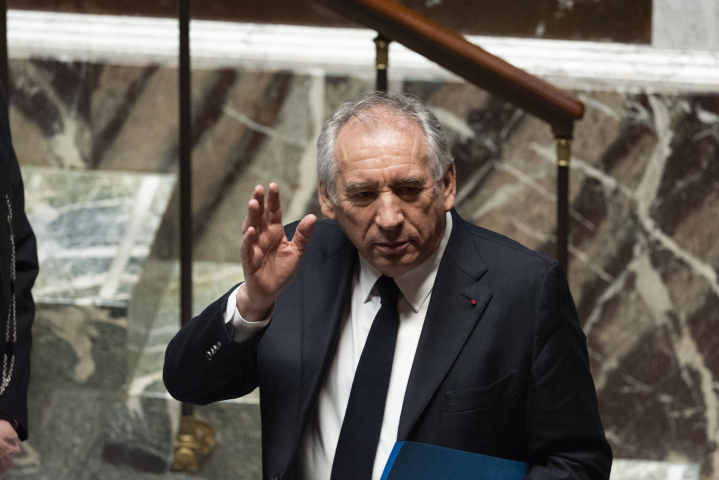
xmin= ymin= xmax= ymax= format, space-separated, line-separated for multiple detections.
xmin=394 ymin=177 xmax=425 ymax=187
xmin=345 ymin=182 xmax=374 ymax=194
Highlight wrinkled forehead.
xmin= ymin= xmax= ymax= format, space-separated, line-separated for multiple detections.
xmin=334 ymin=110 xmax=428 ymax=163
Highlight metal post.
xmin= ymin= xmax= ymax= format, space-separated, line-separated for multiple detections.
xmin=179 ymin=0 xmax=192 ymax=332
xmin=172 ymin=0 xmax=216 ymax=472
xmin=374 ymin=35 xmax=389 ymax=92
xmin=556 ymin=138 xmax=571 ymax=273
xmin=0 ymin=0 xmax=8 ymax=93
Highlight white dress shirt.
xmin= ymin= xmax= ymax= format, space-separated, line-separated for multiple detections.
xmin=225 ymin=212 xmax=453 ymax=480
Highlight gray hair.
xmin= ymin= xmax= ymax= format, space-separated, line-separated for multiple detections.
xmin=317 ymin=92 xmax=454 ymax=202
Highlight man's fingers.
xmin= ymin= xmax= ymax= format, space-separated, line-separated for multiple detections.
xmin=291 ymin=214 xmax=317 ymax=255
xmin=242 ymin=198 xmax=261 ymax=236
xmin=253 ymin=185 xmax=265 ymax=220
xmin=0 ymin=453 xmax=13 ymax=477
xmin=266 ymin=182 xmax=282 ymax=225
xmin=240 ymin=226 xmax=256 ymax=267
xmin=7 ymin=441 xmax=18 ymax=460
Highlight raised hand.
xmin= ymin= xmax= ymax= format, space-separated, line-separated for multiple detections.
xmin=236 ymin=183 xmax=316 ymax=322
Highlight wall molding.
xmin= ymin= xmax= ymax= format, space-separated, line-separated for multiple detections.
xmin=8 ymin=9 xmax=719 ymax=92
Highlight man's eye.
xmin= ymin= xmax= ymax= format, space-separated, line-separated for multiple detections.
xmin=352 ymin=192 xmax=374 ymax=200
xmin=397 ymin=187 xmax=420 ymax=195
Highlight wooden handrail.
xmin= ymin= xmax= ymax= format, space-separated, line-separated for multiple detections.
xmin=319 ymin=0 xmax=584 ymax=137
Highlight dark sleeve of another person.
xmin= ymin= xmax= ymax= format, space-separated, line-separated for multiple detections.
xmin=0 ymin=80 xmax=39 ymax=441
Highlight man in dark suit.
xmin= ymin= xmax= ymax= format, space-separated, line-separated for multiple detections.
xmin=0 ymin=80 xmax=38 ymax=475
xmin=164 ymin=92 xmax=612 ymax=479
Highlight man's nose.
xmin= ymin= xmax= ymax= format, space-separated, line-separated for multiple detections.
xmin=374 ymin=193 xmax=404 ymax=230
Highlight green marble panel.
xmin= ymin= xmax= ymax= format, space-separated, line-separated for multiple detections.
xmin=32 ymin=303 xmax=127 ymax=387
xmin=23 ymin=167 xmax=175 ymax=306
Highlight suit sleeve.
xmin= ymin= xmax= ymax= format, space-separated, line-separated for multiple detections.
xmin=0 ymin=81 xmax=38 ymax=441
xmin=163 ymin=221 xmax=300 ymax=405
xmin=524 ymin=262 xmax=612 ymax=480
xmin=163 ymin=284 xmax=264 ymax=405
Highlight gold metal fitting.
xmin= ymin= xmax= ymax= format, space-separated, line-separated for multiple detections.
xmin=374 ymin=35 xmax=390 ymax=70
xmin=556 ymin=138 xmax=572 ymax=167
xmin=172 ymin=415 xmax=217 ymax=472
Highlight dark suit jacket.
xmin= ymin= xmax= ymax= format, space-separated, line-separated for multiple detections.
xmin=164 ymin=209 xmax=612 ymax=479
xmin=0 ymin=81 xmax=37 ymax=441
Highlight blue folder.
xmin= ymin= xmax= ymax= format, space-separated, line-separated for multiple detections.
xmin=380 ymin=442 xmax=529 ymax=480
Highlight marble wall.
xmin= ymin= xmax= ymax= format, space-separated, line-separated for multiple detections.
xmin=9 ymin=52 xmax=719 ymax=478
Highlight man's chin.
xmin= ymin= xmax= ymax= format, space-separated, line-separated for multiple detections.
xmin=369 ymin=253 xmax=418 ymax=277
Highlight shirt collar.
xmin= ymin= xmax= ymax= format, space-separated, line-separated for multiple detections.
xmin=359 ymin=211 xmax=453 ymax=313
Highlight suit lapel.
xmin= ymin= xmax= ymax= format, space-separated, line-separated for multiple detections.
xmin=298 ymin=228 xmax=357 ymax=429
xmin=397 ymin=212 xmax=492 ymax=440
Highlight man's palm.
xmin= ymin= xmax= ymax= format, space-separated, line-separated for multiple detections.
xmin=243 ymin=221 xmax=303 ymax=296
xmin=239 ymin=183 xmax=316 ymax=318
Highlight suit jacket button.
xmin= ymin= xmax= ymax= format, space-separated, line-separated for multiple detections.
xmin=206 ymin=351 xmax=213 ymax=361
xmin=215 ymin=341 xmax=221 ymax=349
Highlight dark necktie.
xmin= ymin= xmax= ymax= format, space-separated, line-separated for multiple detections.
xmin=331 ymin=275 xmax=401 ymax=480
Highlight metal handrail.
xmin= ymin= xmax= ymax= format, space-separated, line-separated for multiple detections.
xmin=320 ymin=0 xmax=584 ymax=138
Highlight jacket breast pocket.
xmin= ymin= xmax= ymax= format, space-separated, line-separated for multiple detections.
xmin=445 ymin=370 xmax=519 ymax=414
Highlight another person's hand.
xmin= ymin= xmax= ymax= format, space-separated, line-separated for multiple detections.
xmin=237 ymin=183 xmax=316 ymax=321
xmin=0 ymin=419 xmax=20 ymax=478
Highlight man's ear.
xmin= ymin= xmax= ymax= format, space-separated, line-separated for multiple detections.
xmin=318 ymin=181 xmax=337 ymax=219
xmin=442 ymin=163 xmax=457 ymax=212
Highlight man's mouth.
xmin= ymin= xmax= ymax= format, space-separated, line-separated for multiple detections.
xmin=374 ymin=241 xmax=410 ymax=253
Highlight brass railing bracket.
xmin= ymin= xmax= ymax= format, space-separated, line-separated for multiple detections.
xmin=556 ymin=138 xmax=572 ymax=167
xmin=374 ymin=35 xmax=390 ymax=70
xmin=172 ymin=415 xmax=217 ymax=472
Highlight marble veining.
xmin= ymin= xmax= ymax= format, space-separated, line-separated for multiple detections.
xmin=22 ymin=167 xmax=175 ymax=305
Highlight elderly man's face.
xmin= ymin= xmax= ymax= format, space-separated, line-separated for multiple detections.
xmin=319 ymin=115 xmax=456 ymax=278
